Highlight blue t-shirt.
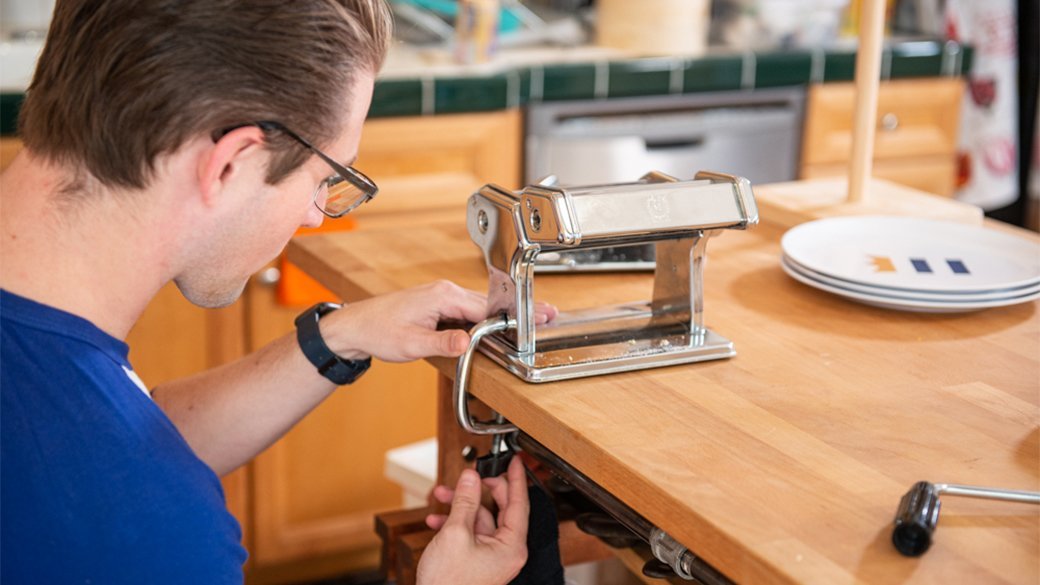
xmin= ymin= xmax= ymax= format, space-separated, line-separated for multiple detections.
xmin=1 ymin=290 xmax=247 ymax=583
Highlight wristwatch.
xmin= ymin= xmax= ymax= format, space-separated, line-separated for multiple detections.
xmin=294 ymin=302 xmax=371 ymax=385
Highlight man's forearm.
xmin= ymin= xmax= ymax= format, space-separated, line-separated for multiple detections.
xmin=150 ymin=333 xmax=337 ymax=476
xmin=147 ymin=282 xmax=533 ymax=477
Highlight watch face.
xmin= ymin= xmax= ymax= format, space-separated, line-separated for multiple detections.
xmin=316 ymin=302 xmax=342 ymax=317
xmin=327 ymin=356 xmax=372 ymax=386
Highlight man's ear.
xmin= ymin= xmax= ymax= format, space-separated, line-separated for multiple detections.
xmin=197 ymin=126 xmax=268 ymax=207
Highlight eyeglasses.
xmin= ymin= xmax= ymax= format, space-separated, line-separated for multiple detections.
xmin=217 ymin=121 xmax=378 ymax=218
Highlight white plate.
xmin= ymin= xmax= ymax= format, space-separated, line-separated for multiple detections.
xmin=782 ymin=254 xmax=1040 ymax=301
xmin=781 ymin=257 xmax=1040 ymax=312
xmin=781 ymin=217 xmax=1040 ymax=293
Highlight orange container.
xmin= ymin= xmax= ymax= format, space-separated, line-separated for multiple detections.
xmin=276 ymin=216 xmax=357 ymax=307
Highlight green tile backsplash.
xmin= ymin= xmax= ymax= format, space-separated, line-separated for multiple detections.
xmin=540 ymin=63 xmax=598 ymax=102
xmin=684 ymin=55 xmax=744 ymax=93
xmin=823 ymin=51 xmax=858 ymax=82
xmin=2 ymin=41 xmax=974 ymax=135
xmin=433 ymin=75 xmax=511 ymax=114
xmin=608 ymin=59 xmax=676 ymax=99
xmin=369 ymin=79 xmax=424 ymax=118
xmin=1 ymin=93 xmax=24 ymax=136
xmin=755 ymin=51 xmax=814 ymax=88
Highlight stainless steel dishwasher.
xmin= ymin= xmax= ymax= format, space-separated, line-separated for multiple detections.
xmin=526 ymin=87 xmax=805 ymax=186
xmin=525 ymin=88 xmax=804 ymax=271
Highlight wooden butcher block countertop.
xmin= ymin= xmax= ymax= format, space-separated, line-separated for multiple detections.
xmin=288 ymin=217 xmax=1039 ymax=584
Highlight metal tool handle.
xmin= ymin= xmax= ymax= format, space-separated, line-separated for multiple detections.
xmin=935 ymin=483 xmax=1040 ymax=504
xmin=454 ymin=315 xmax=518 ymax=435
xmin=892 ymin=480 xmax=1040 ymax=557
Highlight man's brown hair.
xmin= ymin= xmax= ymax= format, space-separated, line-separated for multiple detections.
xmin=18 ymin=0 xmax=392 ymax=190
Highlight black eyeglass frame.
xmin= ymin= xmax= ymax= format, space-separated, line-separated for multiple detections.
xmin=216 ymin=120 xmax=378 ymax=218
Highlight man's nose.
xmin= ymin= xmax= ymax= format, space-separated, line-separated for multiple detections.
xmin=301 ymin=204 xmax=325 ymax=229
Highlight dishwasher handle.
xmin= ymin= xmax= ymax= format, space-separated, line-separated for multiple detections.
xmin=644 ymin=137 xmax=706 ymax=151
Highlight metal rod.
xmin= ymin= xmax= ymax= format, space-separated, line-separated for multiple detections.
xmin=516 ymin=433 xmax=652 ymax=537
xmin=935 ymin=483 xmax=1040 ymax=504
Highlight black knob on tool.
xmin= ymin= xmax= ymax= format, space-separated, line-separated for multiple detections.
xmin=475 ymin=449 xmax=513 ymax=478
xmin=892 ymin=481 xmax=941 ymax=557
xmin=476 ymin=431 xmax=515 ymax=479
xmin=641 ymin=558 xmax=676 ymax=580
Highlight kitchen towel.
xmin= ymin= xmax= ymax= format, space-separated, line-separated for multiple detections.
xmin=510 ymin=484 xmax=564 ymax=585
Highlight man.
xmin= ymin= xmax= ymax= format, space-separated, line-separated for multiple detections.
xmin=0 ymin=1 xmax=554 ymax=583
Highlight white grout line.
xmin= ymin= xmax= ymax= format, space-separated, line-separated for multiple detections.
xmin=810 ymin=47 xmax=826 ymax=84
xmin=421 ymin=77 xmax=435 ymax=115
xmin=669 ymin=58 xmax=684 ymax=94
xmin=506 ymin=70 xmax=520 ymax=109
xmin=941 ymin=41 xmax=961 ymax=77
xmin=741 ymin=51 xmax=756 ymax=90
xmin=529 ymin=65 xmax=544 ymax=103
xmin=594 ymin=61 xmax=609 ymax=99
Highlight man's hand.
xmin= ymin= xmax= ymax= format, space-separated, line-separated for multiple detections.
xmin=321 ymin=280 xmax=558 ymax=362
xmin=416 ymin=457 xmax=529 ymax=585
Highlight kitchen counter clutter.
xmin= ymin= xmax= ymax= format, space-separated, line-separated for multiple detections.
xmin=287 ymin=199 xmax=1040 ymax=584
xmin=0 ymin=39 xmax=971 ymax=132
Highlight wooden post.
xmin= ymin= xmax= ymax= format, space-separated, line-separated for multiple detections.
xmin=434 ymin=374 xmax=492 ymax=510
xmin=847 ymin=0 xmax=887 ymax=203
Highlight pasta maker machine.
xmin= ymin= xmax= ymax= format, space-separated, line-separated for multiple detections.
xmin=455 ymin=170 xmax=758 ymax=434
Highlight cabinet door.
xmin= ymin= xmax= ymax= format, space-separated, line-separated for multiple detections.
xmin=244 ymin=276 xmax=439 ymax=579
xmin=800 ymin=78 xmax=963 ymax=197
xmin=1 ymin=138 xmax=23 ymax=170
xmin=246 ymin=110 xmax=522 ymax=581
xmin=802 ymin=78 xmax=962 ymax=164
xmin=351 ymin=109 xmax=523 ymax=228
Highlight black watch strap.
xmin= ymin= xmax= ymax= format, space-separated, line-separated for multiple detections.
xmin=294 ymin=302 xmax=371 ymax=386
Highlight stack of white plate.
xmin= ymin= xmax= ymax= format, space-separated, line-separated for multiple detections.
xmin=780 ymin=216 xmax=1040 ymax=313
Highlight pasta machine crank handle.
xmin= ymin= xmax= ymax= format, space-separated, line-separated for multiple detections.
xmin=453 ymin=315 xmax=518 ymax=436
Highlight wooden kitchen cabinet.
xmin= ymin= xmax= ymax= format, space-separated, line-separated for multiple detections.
xmin=1 ymin=138 xmax=22 ymax=170
xmin=800 ymin=77 xmax=964 ymax=196
xmin=244 ymin=109 xmax=523 ymax=583
xmin=243 ymin=277 xmax=440 ymax=582
xmin=350 ymin=109 xmax=524 ymax=229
